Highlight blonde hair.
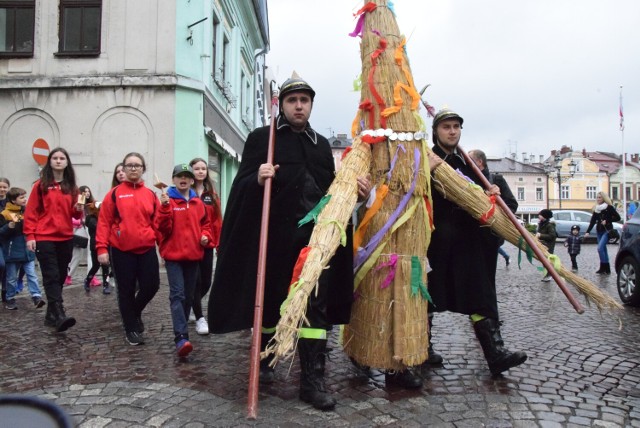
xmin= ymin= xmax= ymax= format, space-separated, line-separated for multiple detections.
xmin=597 ymin=191 xmax=612 ymax=206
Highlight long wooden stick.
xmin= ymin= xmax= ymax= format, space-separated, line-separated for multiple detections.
xmin=247 ymin=95 xmax=279 ymax=419
xmin=457 ymin=146 xmax=585 ymax=314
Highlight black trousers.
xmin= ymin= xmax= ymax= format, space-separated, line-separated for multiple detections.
xmin=86 ymin=244 xmax=110 ymax=283
xmin=35 ymin=240 xmax=73 ymax=304
xmin=192 ymin=247 xmax=214 ymax=319
xmin=111 ymin=247 xmax=159 ymax=332
xmin=570 ymin=254 xmax=578 ymax=269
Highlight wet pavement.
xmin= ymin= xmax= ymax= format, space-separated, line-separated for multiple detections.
xmin=1 ymin=242 xmax=639 ymax=427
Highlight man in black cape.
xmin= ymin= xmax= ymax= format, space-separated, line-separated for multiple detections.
xmin=209 ymin=75 xmax=367 ymax=410
xmin=427 ymin=109 xmax=527 ymax=376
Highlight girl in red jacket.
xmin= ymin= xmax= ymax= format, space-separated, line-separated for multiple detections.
xmin=24 ymin=147 xmax=83 ymax=332
xmin=156 ymin=164 xmax=212 ymax=357
xmin=96 ymin=152 xmax=160 ymax=346
xmin=188 ymin=157 xmax=222 ymax=335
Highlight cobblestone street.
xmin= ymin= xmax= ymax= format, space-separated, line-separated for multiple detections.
xmin=0 ymin=242 xmax=639 ymax=427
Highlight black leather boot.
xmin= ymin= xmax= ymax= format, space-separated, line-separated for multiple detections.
xmin=427 ymin=316 xmax=443 ymax=365
xmin=384 ymin=369 xmax=423 ymax=388
xmin=298 ymin=339 xmax=336 ymax=410
xmin=473 ymin=318 xmax=527 ymax=376
xmin=44 ymin=303 xmax=57 ymax=327
xmin=596 ymin=263 xmax=605 ymax=274
xmin=83 ymin=277 xmax=91 ymax=292
xmin=53 ymin=301 xmax=76 ymax=332
xmin=603 ymin=263 xmax=611 ymax=274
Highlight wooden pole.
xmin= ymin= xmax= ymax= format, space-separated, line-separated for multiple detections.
xmin=247 ymin=95 xmax=279 ymax=419
xmin=457 ymin=146 xmax=585 ymax=314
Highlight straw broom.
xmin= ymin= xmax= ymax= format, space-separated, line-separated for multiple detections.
xmin=264 ymin=137 xmax=372 ymax=364
xmin=431 ymin=163 xmax=622 ymax=312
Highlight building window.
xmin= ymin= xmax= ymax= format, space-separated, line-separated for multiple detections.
xmin=537 ymin=177 xmax=542 ymax=182
xmin=536 ymin=187 xmax=543 ymax=201
xmin=0 ymin=0 xmax=35 ymax=57
xmin=561 ymin=185 xmax=570 ymax=200
xmin=57 ymin=0 xmax=102 ymax=56
xmin=586 ymin=186 xmax=597 ymax=200
xmin=517 ymin=187 xmax=525 ymax=201
xmin=518 ymin=177 xmax=524 ymax=182
xmin=212 ymin=14 xmax=220 ymax=80
xmin=626 ymin=187 xmax=632 ymax=200
xmin=612 ymin=187 xmax=619 ymax=200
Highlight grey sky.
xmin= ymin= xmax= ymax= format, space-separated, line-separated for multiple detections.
xmin=266 ymin=0 xmax=639 ymax=160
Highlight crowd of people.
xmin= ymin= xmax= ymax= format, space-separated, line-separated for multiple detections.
xmin=0 ymin=150 xmax=223 ymax=355
xmin=0 ymin=75 xmax=627 ymax=411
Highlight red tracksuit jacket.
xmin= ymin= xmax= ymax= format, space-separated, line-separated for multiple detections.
xmin=155 ymin=187 xmax=212 ymax=262
xmin=23 ymin=180 xmax=82 ymax=242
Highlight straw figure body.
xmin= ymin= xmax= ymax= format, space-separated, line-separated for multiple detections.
xmin=342 ymin=0 xmax=434 ymax=371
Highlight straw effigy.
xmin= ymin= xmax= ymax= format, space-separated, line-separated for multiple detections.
xmin=431 ymin=164 xmax=622 ymax=312
xmin=340 ymin=0 xmax=435 ymax=370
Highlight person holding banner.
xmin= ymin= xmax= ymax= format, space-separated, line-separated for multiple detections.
xmin=209 ymin=74 xmax=369 ymax=410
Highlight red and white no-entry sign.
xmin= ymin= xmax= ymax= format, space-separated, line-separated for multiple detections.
xmin=32 ymin=138 xmax=50 ymax=166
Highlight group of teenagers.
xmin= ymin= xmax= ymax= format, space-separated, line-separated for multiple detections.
xmin=0 ymin=151 xmax=222 ymax=359
xmin=2 ymin=74 xmax=623 ymax=412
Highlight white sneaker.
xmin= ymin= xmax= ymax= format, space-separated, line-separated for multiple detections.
xmin=195 ymin=317 xmax=209 ymax=335
xmin=189 ymin=309 xmax=196 ymax=323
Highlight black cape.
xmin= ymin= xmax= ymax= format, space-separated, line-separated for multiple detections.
xmin=427 ymin=145 xmax=517 ymax=320
xmin=208 ymin=117 xmax=353 ymax=333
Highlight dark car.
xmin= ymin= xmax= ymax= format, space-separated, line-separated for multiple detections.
xmin=615 ymin=208 xmax=640 ymax=306
xmin=552 ymin=209 xmax=622 ymax=244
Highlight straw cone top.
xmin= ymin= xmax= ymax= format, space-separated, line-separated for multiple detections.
xmin=352 ymin=0 xmax=424 ymax=137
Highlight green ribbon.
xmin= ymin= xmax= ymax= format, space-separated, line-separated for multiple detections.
xmin=542 ymin=254 xmax=562 ymax=276
xmin=517 ymin=236 xmax=535 ymax=268
xmin=298 ymin=194 xmax=331 ymax=227
xmin=280 ymin=279 xmax=303 ymax=316
xmin=353 ymin=74 xmax=362 ymax=92
xmin=319 ymin=219 xmax=347 ymax=247
xmin=410 ymin=256 xmax=432 ymax=303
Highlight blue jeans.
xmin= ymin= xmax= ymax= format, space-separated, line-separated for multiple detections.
xmin=166 ymin=260 xmax=198 ymax=343
xmin=596 ymin=230 xmax=609 ymax=263
xmin=497 ymin=246 xmax=509 ymax=260
xmin=5 ymin=261 xmax=42 ymax=300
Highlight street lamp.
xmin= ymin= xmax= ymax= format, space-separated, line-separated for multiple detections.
xmin=545 ymin=154 xmax=577 ymax=209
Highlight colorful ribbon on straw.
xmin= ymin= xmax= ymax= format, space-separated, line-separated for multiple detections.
xmin=411 ymin=256 xmax=432 ymax=302
xmin=479 ymin=195 xmax=496 ymax=224
xmin=375 ymin=253 xmax=398 ymax=289
xmin=354 ymin=148 xmax=421 ymax=270
xmin=298 ymin=195 xmax=331 ymax=227
xmin=349 ymin=2 xmax=377 ymax=38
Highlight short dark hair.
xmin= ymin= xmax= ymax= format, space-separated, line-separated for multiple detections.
xmin=469 ymin=150 xmax=487 ymax=168
xmin=7 ymin=187 xmax=26 ymax=203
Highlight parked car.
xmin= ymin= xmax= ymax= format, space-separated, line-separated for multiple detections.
xmin=615 ymin=208 xmax=640 ymax=306
xmin=552 ymin=209 xmax=623 ymax=244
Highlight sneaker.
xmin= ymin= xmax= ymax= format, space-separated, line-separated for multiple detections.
xmin=188 ymin=310 xmax=196 ymax=323
xmin=5 ymin=299 xmax=17 ymax=310
xmin=83 ymin=278 xmax=91 ymax=292
xmin=195 ymin=317 xmax=209 ymax=335
xmin=102 ymin=284 xmax=112 ymax=295
xmin=64 ymin=276 xmax=72 ymax=286
xmin=90 ymin=277 xmax=101 ymax=287
xmin=32 ymin=297 xmax=46 ymax=309
xmin=541 ymin=275 xmax=551 ymax=282
xmin=126 ymin=331 xmax=144 ymax=346
xmin=176 ymin=339 xmax=193 ymax=357
xmin=505 ymin=256 xmax=510 ymax=266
